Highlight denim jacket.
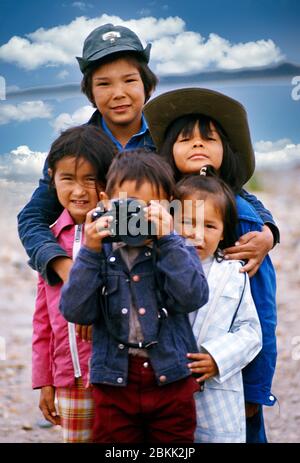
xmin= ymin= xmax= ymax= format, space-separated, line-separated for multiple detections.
xmin=17 ymin=109 xmax=279 ymax=285
xmin=59 ymin=233 xmax=209 ymax=387
xmin=236 ymin=195 xmax=277 ymax=406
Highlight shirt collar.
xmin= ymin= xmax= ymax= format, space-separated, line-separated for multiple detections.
xmin=51 ymin=209 xmax=76 ymax=238
xmin=101 ymin=113 xmax=149 ymax=150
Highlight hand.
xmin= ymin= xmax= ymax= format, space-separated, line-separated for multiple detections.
xmin=223 ymin=225 xmax=274 ymax=277
xmin=186 ymin=352 xmax=219 ymax=382
xmin=83 ymin=208 xmax=113 ymax=252
xmin=245 ymin=402 xmax=260 ymax=418
xmin=144 ymin=201 xmax=174 ymax=240
xmin=76 ymin=324 xmax=92 ymax=342
xmin=50 ymin=257 xmax=73 ymax=283
xmin=39 ymin=386 xmax=61 ymax=425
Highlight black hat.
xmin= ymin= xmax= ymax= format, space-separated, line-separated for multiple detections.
xmin=77 ymin=23 xmax=151 ymax=73
xmin=144 ymin=88 xmax=255 ymax=182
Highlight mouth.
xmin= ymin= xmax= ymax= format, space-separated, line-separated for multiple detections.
xmin=188 ymin=153 xmax=209 ymax=161
xmin=71 ymin=200 xmax=89 ymax=206
xmin=111 ymin=105 xmax=131 ymax=113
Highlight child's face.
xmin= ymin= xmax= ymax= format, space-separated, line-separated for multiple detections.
xmin=50 ymin=156 xmax=101 ymax=224
xmin=102 ymin=179 xmax=170 ymax=246
xmin=180 ymin=193 xmax=224 ymax=261
xmin=173 ymin=122 xmax=223 ymax=175
xmin=92 ymin=58 xmax=146 ymax=134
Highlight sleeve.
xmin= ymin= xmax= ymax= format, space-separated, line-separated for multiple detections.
xmin=201 ymin=273 xmax=262 ymax=384
xmin=155 ymin=233 xmax=209 ymax=314
xmin=241 ymin=189 xmax=280 ymax=245
xmin=59 ymin=246 xmax=105 ymax=325
xmin=17 ymin=158 xmax=68 ymax=285
xmin=32 ymin=276 xmax=54 ymax=389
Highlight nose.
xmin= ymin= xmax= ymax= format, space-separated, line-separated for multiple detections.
xmin=192 ymin=137 xmax=205 ymax=148
xmin=111 ymin=81 xmax=126 ymax=99
xmin=72 ymin=181 xmax=86 ymax=196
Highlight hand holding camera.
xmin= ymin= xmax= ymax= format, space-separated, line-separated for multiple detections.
xmin=83 ymin=209 xmax=113 ymax=252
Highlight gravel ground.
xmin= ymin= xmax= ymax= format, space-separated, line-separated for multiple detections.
xmin=0 ymin=170 xmax=300 ymax=443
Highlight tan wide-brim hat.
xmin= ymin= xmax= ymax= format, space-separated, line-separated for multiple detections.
xmin=144 ymin=87 xmax=255 ymax=182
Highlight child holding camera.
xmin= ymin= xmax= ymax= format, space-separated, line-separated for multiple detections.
xmin=59 ymin=150 xmax=209 ymax=443
xmin=32 ymin=125 xmax=115 ymax=442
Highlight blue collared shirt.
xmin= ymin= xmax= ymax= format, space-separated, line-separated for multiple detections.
xmin=101 ymin=113 xmax=152 ymax=151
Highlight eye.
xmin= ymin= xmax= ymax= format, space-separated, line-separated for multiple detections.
xmin=96 ymin=81 xmax=109 ymax=87
xmin=177 ymin=137 xmax=190 ymax=143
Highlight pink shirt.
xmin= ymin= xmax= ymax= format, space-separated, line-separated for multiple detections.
xmin=32 ymin=209 xmax=92 ymax=389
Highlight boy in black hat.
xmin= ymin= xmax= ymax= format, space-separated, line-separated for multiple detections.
xmin=18 ymin=24 xmax=158 ymax=290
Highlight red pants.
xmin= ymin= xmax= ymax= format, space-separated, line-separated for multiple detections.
xmin=92 ymin=356 xmax=198 ymax=443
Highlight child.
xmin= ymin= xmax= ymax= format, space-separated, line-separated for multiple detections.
xmin=18 ymin=23 xmax=158 ymax=287
xmin=177 ymin=169 xmax=262 ymax=442
xmin=59 ymin=150 xmax=209 ymax=443
xmin=144 ymin=88 xmax=277 ymax=443
xmin=32 ymin=125 xmax=116 ymax=442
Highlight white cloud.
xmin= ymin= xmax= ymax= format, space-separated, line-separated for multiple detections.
xmin=51 ymin=105 xmax=95 ymax=133
xmin=255 ymin=139 xmax=300 ymax=169
xmin=57 ymin=69 xmax=69 ymax=79
xmin=0 ymin=145 xmax=47 ymax=182
xmin=0 ymin=101 xmax=52 ymax=125
xmin=0 ymin=14 xmax=283 ymax=74
xmin=72 ymin=2 xmax=92 ymax=10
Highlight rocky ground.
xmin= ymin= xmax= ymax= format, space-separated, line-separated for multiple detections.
xmin=0 ymin=170 xmax=300 ymax=443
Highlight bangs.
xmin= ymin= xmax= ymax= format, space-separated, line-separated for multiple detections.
xmin=178 ymin=114 xmax=216 ymax=141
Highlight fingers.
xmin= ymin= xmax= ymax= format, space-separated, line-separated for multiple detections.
xmin=76 ymin=325 xmax=93 ymax=342
xmin=87 ymin=325 xmax=93 ymax=342
xmin=39 ymin=399 xmax=60 ymax=426
xmin=239 ymin=258 xmax=259 ymax=276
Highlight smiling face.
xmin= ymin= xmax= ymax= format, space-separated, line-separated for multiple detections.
xmin=50 ymin=156 xmax=101 ymax=224
xmin=181 ymin=193 xmax=224 ymax=261
xmin=91 ymin=58 xmax=146 ymax=136
xmin=173 ymin=121 xmax=224 ymax=175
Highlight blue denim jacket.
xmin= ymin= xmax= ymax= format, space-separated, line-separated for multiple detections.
xmin=17 ymin=109 xmax=279 ymax=285
xmin=59 ymin=233 xmax=209 ymax=387
xmin=236 ymin=195 xmax=277 ymax=406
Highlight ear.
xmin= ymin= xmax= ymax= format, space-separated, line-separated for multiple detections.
xmin=48 ymin=168 xmax=53 ymax=178
xmin=98 ymin=191 xmax=111 ymax=210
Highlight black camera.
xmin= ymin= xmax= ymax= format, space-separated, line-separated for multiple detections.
xmin=92 ymin=198 xmax=156 ymax=246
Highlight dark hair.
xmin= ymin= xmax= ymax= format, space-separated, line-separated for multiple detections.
xmin=81 ymin=51 xmax=158 ymax=107
xmin=176 ymin=166 xmax=238 ymax=256
xmin=160 ymin=114 xmax=248 ymax=192
xmin=105 ymin=149 xmax=175 ymax=199
xmin=47 ymin=125 xmax=117 ymax=187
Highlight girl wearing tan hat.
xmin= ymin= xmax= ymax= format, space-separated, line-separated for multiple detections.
xmin=144 ymin=88 xmax=278 ymax=443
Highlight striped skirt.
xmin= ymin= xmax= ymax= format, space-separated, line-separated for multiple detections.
xmin=56 ymin=378 xmax=94 ymax=443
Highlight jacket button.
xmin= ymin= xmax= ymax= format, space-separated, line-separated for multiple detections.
xmin=121 ymin=308 xmax=128 ymax=314
xmin=139 ymin=307 xmax=146 ymax=315
xmin=118 ymin=344 xmax=125 ymax=350
xmin=109 ymin=256 xmax=116 ymax=262
xmin=269 ymin=395 xmax=275 ymax=401
xmin=132 ymin=275 xmax=140 ymax=282
xmin=143 ymin=362 xmax=149 ymax=368
xmin=159 ymin=375 xmax=167 ymax=383
xmin=117 ymin=377 xmax=123 ymax=384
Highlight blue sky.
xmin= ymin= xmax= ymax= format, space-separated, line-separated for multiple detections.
xmin=0 ymin=0 xmax=300 ymax=183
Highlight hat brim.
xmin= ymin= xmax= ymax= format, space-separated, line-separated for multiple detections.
xmin=144 ymin=88 xmax=255 ymax=182
xmin=77 ymin=43 xmax=151 ymax=73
